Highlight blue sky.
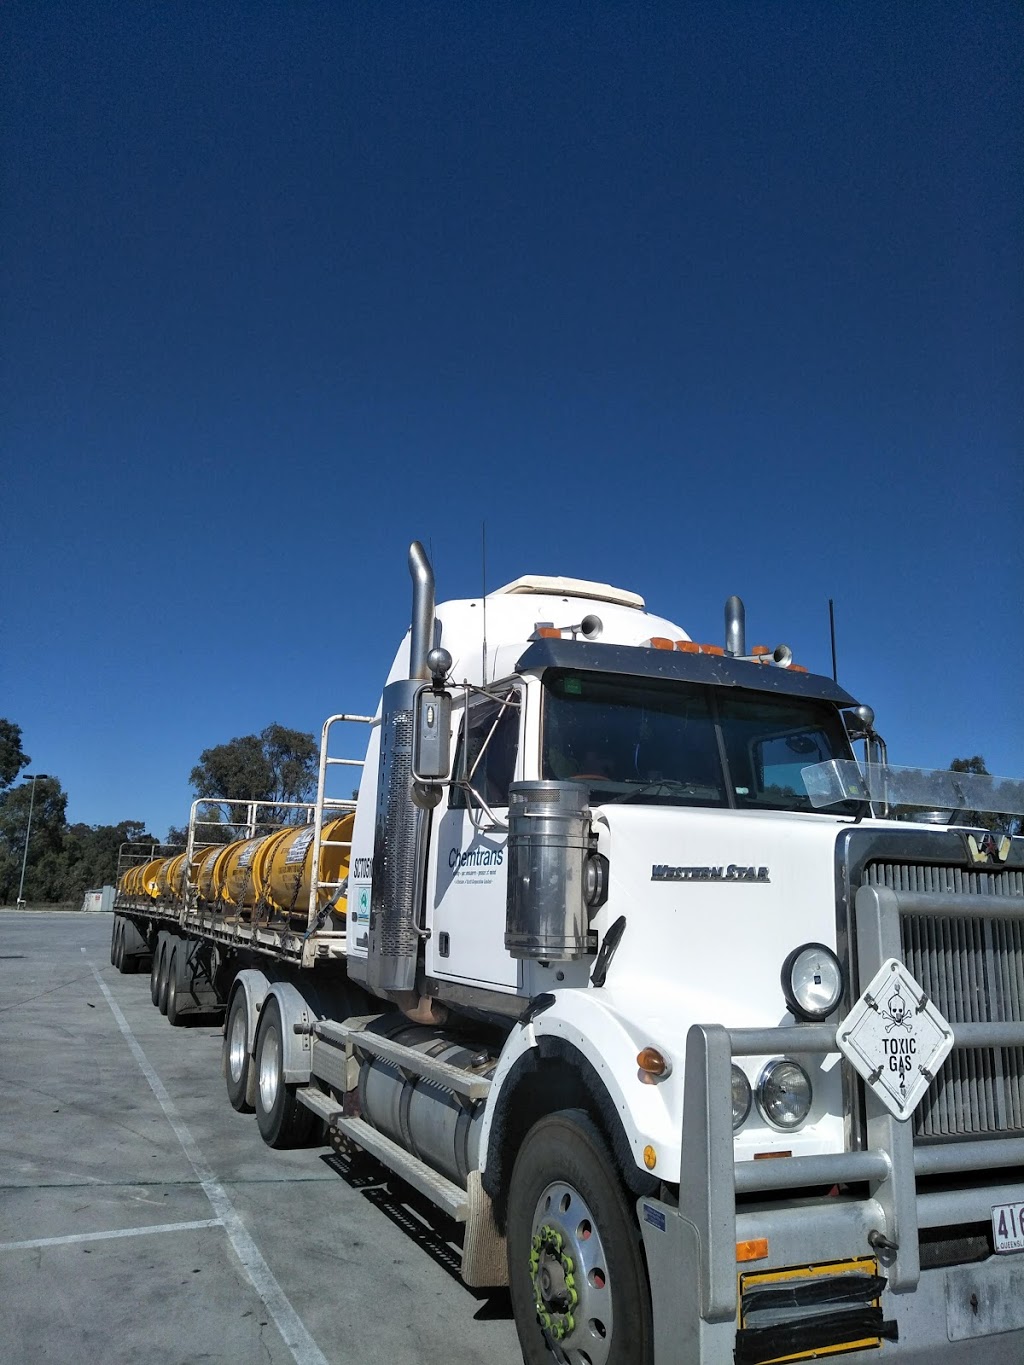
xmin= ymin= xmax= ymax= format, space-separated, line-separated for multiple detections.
xmin=2 ymin=1 xmax=1021 ymax=841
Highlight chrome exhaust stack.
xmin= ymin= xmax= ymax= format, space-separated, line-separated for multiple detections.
xmin=408 ymin=541 xmax=435 ymax=681
xmin=351 ymin=540 xmax=438 ymax=1002
xmin=725 ymin=595 xmax=746 ymax=657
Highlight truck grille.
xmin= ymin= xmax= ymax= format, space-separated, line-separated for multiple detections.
xmin=863 ymin=862 xmax=1024 ymax=1140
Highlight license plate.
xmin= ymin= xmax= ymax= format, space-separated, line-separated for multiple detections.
xmin=992 ymin=1201 xmax=1024 ymax=1254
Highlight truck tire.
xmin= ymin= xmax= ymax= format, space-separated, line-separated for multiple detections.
xmin=254 ymin=996 xmax=316 ymax=1149
xmin=157 ymin=938 xmax=172 ymax=1016
xmin=224 ymin=991 xmax=254 ymax=1113
xmin=113 ymin=920 xmax=125 ymax=971
xmin=110 ymin=916 xmax=120 ymax=965
xmin=150 ymin=938 xmax=163 ymax=1005
xmin=507 ymin=1109 xmax=653 ymax=1365
xmin=115 ymin=919 xmax=136 ymax=975
xmin=166 ymin=945 xmax=184 ymax=1025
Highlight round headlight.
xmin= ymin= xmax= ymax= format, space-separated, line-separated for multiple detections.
xmin=781 ymin=942 xmax=843 ymax=1021
xmin=731 ymin=1065 xmax=752 ymax=1130
xmin=757 ymin=1058 xmax=813 ymax=1130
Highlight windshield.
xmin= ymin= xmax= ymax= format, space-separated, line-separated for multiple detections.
xmin=541 ymin=669 xmax=860 ymax=815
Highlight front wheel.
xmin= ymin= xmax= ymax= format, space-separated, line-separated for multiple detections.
xmin=507 ymin=1109 xmax=653 ymax=1365
xmin=254 ymin=997 xmax=317 ymax=1149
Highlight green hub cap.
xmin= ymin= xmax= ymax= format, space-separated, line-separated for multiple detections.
xmin=528 ymin=1181 xmax=613 ymax=1364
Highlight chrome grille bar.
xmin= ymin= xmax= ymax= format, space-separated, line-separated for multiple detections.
xmin=859 ymin=864 xmax=1024 ymax=1141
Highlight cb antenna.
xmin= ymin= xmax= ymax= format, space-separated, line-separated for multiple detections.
xmin=481 ymin=521 xmax=488 ymax=683
xmin=828 ymin=598 xmax=838 ymax=682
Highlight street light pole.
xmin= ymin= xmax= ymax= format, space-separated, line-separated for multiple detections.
xmin=16 ymin=773 xmax=50 ymax=908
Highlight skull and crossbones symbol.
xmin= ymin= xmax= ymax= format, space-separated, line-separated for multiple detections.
xmin=883 ymin=980 xmax=912 ymax=1032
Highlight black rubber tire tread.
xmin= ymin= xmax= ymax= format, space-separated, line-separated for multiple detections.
xmin=254 ymin=997 xmax=317 ymax=1149
xmin=224 ymin=990 xmax=254 ymax=1113
xmin=122 ymin=922 xmax=141 ymax=974
xmin=110 ymin=916 xmax=120 ymax=965
xmin=150 ymin=937 xmax=162 ymax=1005
xmin=166 ymin=946 xmax=184 ymax=1025
xmin=116 ymin=919 xmax=135 ymax=975
xmin=157 ymin=940 xmax=172 ymax=1016
xmin=507 ymin=1108 xmax=653 ymax=1365
xmin=114 ymin=920 xmax=126 ymax=971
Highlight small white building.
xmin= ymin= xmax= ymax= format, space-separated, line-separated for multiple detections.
xmin=81 ymin=885 xmax=116 ymax=914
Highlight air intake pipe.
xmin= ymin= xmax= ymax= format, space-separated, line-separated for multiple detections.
xmin=408 ymin=541 xmax=435 ymax=681
xmin=725 ymin=595 xmax=746 ymax=657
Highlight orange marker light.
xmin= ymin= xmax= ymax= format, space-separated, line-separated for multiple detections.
xmin=699 ymin=644 xmax=725 ymax=656
xmin=646 ymin=636 xmax=674 ymax=650
xmin=536 ymin=626 xmax=561 ymax=639
xmin=637 ymin=1047 xmax=670 ymax=1077
xmin=751 ymin=646 xmax=769 ymax=656
xmin=736 ymin=1239 xmax=769 ymax=1263
xmin=643 ymin=1145 xmax=657 ymax=1170
xmin=676 ymin=640 xmax=700 ymax=653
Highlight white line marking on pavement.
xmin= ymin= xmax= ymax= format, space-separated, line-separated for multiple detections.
xmin=0 ymin=1219 xmax=223 ymax=1251
xmin=90 ymin=964 xmax=331 ymax=1365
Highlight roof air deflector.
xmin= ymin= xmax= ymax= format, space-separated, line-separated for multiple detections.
xmin=494 ymin=575 xmax=645 ymax=610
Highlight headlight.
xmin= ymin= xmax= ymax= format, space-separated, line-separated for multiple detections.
xmin=781 ymin=942 xmax=843 ymax=1021
xmin=757 ymin=1058 xmax=813 ymax=1130
xmin=732 ymin=1065 xmax=752 ymax=1129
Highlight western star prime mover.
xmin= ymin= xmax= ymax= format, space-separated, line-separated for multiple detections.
xmin=112 ymin=542 xmax=1024 ymax=1365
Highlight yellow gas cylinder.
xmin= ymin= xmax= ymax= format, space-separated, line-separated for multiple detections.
xmin=216 ymin=836 xmax=269 ymax=910
xmin=251 ymin=827 xmax=293 ymax=903
xmin=158 ymin=852 xmax=187 ymax=902
xmin=141 ymin=858 xmax=170 ymax=901
xmin=258 ymin=815 xmax=354 ymax=920
xmin=191 ymin=845 xmax=223 ymax=902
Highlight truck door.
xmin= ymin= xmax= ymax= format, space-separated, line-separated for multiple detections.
xmin=425 ymin=686 xmax=522 ymax=991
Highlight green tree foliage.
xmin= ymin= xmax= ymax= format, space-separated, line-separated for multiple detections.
xmin=37 ymin=818 xmax=158 ymax=905
xmin=0 ymin=719 xmax=30 ymax=789
xmin=950 ymin=756 xmax=989 ymax=777
xmin=189 ymin=724 xmax=318 ymax=824
xmin=0 ymin=776 xmax=68 ymax=904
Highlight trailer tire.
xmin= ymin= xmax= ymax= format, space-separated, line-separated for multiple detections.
xmin=166 ymin=946 xmax=183 ymax=1025
xmin=157 ymin=938 xmax=172 ymax=1016
xmin=254 ymin=997 xmax=316 ymax=1149
xmin=110 ymin=916 xmax=120 ymax=965
xmin=150 ymin=938 xmax=163 ymax=1005
xmin=116 ymin=920 xmax=137 ymax=974
xmin=224 ymin=992 xmax=254 ymax=1113
xmin=507 ymin=1109 xmax=653 ymax=1365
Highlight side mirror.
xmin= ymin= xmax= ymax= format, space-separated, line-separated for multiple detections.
xmin=413 ymin=687 xmax=452 ymax=782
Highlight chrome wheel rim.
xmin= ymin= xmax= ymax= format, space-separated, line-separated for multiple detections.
xmin=528 ymin=1180 xmax=613 ymax=1365
xmin=228 ymin=1006 xmax=247 ymax=1084
xmin=259 ymin=1028 xmax=281 ymax=1113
